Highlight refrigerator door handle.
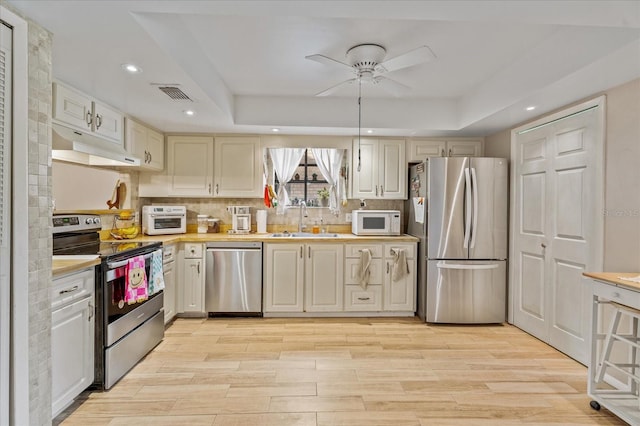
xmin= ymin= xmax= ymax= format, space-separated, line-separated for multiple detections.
xmin=470 ymin=167 xmax=479 ymax=249
xmin=463 ymin=168 xmax=472 ymax=249
xmin=436 ymin=262 xmax=499 ymax=270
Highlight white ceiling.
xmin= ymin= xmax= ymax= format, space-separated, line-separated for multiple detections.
xmin=7 ymin=0 xmax=640 ymax=137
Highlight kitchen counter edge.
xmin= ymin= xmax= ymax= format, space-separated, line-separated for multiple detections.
xmin=103 ymin=233 xmax=420 ymax=244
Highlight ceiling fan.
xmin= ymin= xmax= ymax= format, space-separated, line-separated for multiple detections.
xmin=305 ymin=43 xmax=436 ymax=97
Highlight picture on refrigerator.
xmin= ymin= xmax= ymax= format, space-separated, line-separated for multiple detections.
xmin=407 ymin=157 xmax=508 ymax=323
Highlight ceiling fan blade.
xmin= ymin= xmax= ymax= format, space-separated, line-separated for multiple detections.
xmin=372 ymin=76 xmax=411 ymax=97
xmin=305 ymin=54 xmax=354 ymax=72
xmin=314 ymin=78 xmax=357 ymax=97
xmin=375 ymin=45 xmax=436 ymax=74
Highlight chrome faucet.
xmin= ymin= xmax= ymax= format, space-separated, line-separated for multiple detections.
xmin=298 ymin=201 xmax=308 ymax=233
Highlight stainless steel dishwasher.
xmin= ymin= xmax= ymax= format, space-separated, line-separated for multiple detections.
xmin=205 ymin=241 xmax=263 ymax=315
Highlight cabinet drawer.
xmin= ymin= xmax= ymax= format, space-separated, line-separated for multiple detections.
xmin=163 ymin=244 xmax=176 ymax=263
xmin=345 ymin=244 xmax=383 ymax=258
xmin=384 ymin=243 xmax=415 ymax=259
xmin=183 ymin=243 xmax=203 ymax=258
xmin=51 ymin=268 xmax=95 ymax=310
xmin=344 ymin=258 xmax=383 ymax=285
xmin=593 ymin=281 xmax=640 ymax=311
xmin=344 ymin=285 xmax=382 ymax=311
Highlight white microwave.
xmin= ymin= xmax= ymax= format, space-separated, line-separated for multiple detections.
xmin=142 ymin=205 xmax=187 ymax=235
xmin=351 ymin=210 xmax=401 ymax=236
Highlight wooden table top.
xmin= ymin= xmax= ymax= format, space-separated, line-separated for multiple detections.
xmin=584 ymin=272 xmax=640 ymax=292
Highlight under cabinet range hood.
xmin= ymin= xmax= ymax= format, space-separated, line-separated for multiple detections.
xmin=52 ymin=123 xmax=141 ymax=167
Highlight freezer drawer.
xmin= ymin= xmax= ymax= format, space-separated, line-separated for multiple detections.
xmin=426 ymin=260 xmax=506 ymax=324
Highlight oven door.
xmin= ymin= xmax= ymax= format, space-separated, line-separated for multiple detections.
xmin=144 ymin=214 xmax=185 ymax=235
xmin=104 ymin=251 xmax=164 ymax=346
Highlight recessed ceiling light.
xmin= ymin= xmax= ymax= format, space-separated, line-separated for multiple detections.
xmin=367 ymin=129 xmax=373 ymax=134
xmin=183 ymin=110 xmax=195 ymax=116
xmin=525 ymin=106 xmax=536 ymax=111
xmin=122 ymin=63 xmax=142 ymax=74
xmin=271 ymin=128 xmax=280 ymax=132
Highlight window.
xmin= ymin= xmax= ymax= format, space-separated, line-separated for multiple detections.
xmin=275 ymin=149 xmax=329 ymax=207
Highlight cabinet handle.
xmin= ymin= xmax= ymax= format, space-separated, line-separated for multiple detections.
xmin=380 ymin=186 xmax=384 ymax=196
xmin=300 ymin=246 xmax=303 ymax=258
xmin=95 ymin=113 xmax=102 ymax=129
xmin=308 ymin=246 xmax=311 ymax=258
xmin=59 ymin=285 xmax=79 ymax=295
xmin=215 ymin=184 xmax=219 ymax=194
xmin=375 ymin=185 xmax=379 ymax=196
xmin=85 ymin=111 xmax=92 ymax=127
xmin=541 ymin=243 xmax=547 ymax=248
xmin=357 ymin=297 xmax=371 ymax=301
xmin=88 ymin=302 xmax=94 ymax=322
xmin=197 ymin=262 xmax=200 ymax=274
xmin=148 ymin=152 xmax=152 ymax=163
xmin=208 ymin=183 xmax=212 ymax=194
xmin=441 ymin=148 xmax=445 ymax=157
xmin=386 ymin=262 xmax=390 ymax=274
xmin=448 ymin=148 xmax=452 ymax=157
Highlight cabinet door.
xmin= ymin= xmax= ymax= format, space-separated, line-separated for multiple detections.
xmin=182 ymin=259 xmax=204 ymax=313
xmin=167 ymin=136 xmax=214 ymax=197
xmin=163 ymin=261 xmax=176 ymax=324
xmin=264 ymin=244 xmax=304 ymax=312
xmin=146 ymin=128 xmax=165 ymax=171
xmin=383 ymin=244 xmax=416 ymax=312
xmin=408 ymin=139 xmax=446 ymax=162
xmin=52 ymin=82 xmax=93 ymax=131
xmin=447 ymin=140 xmax=483 ymax=157
xmin=124 ymin=118 xmax=147 ymax=160
xmin=379 ymin=139 xmax=406 ymax=199
xmin=305 ymin=244 xmax=344 ymax=312
xmin=93 ymin=101 xmax=123 ymax=144
xmin=51 ymin=296 xmax=94 ymax=417
xmin=351 ymin=138 xmax=378 ymax=198
xmin=213 ymin=136 xmax=262 ymax=197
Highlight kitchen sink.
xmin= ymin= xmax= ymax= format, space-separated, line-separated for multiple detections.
xmin=270 ymin=232 xmax=340 ymax=238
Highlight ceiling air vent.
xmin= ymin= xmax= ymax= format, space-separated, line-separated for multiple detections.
xmin=156 ymin=85 xmax=192 ymax=101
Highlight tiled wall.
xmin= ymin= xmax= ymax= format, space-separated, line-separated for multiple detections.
xmin=139 ymin=196 xmax=404 ymax=232
xmin=26 ymin=12 xmax=53 ymax=426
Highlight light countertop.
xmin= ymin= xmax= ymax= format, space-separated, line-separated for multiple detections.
xmin=52 ymin=258 xmax=101 ymax=277
xmin=583 ymin=272 xmax=640 ymax=292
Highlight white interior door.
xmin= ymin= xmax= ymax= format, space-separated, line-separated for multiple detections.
xmin=511 ymin=98 xmax=604 ymax=364
xmin=0 ymin=21 xmax=12 ymax=426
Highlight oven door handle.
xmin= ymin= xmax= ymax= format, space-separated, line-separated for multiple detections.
xmin=106 ymin=250 xmax=160 ymax=269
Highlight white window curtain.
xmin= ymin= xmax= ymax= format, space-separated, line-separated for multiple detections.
xmin=269 ymin=147 xmax=305 ymax=215
xmin=311 ymin=148 xmax=344 ymax=214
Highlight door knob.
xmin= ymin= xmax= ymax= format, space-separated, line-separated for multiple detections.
xmin=541 ymin=243 xmax=547 ymax=248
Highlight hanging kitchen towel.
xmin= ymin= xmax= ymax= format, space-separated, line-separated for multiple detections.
xmin=391 ymin=248 xmax=409 ymax=282
xmin=148 ymin=250 xmax=164 ymax=295
xmin=356 ymin=248 xmax=372 ymax=290
xmin=125 ymin=255 xmax=148 ymax=305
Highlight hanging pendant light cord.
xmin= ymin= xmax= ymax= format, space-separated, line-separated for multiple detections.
xmin=357 ymin=78 xmax=362 ymax=172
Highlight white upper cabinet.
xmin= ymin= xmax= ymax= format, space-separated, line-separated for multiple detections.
xmin=167 ymin=136 xmax=214 ymax=197
xmin=213 ymin=136 xmax=262 ymax=197
xmin=125 ymin=118 xmax=164 ymax=171
xmin=53 ymin=82 xmax=124 ymax=145
xmin=352 ymin=138 xmax=406 ymax=199
xmin=407 ymin=139 xmax=483 ymax=162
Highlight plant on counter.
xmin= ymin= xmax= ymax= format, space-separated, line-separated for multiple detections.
xmin=317 ymin=187 xmax=330 ymax=200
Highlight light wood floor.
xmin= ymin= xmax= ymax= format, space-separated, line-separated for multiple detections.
xmin=58 ymin=317 xmax=625 ymax=425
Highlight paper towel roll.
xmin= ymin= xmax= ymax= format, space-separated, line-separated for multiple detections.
xmin=256 ymin=210 xmax=267 ymax=233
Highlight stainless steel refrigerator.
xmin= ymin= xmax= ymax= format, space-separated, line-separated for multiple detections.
xmin=407 ymin=157 xmax=508 ymax=323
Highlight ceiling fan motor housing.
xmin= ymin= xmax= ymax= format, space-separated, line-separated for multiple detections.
xmin=346 ymin=44 xmax=386 ymax=72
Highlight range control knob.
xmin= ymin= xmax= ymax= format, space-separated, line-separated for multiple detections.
xmin=85 ymin=218 xmax=94 ymax=224
xmin=94 ymin=217 xmax=101 ymax=225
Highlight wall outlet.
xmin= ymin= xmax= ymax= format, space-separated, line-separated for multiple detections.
xmin=345 ymin=213 xmax=352 ymax=223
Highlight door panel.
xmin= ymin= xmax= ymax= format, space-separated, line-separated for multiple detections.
xmin=512 ymin=99 xmax=604 ymax=364
xmin=428 ymin=157 xmax=468 ymax=259
xmin=426 ymin=260 xmax=506 ymax=323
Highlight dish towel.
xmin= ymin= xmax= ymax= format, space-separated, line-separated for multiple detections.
xmin=148 ymin=250 xmax=165 ymax=295
xmin=391 ymin=248 xmax=409 ymax=282
xmin=125 ymin=255 xmax=148 ymax=305
xmin=356 ymin=249 xmax=372 ymax=290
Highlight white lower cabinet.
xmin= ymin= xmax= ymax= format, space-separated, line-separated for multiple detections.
xmin=263 ymin=243 xmax=343 ymax=313
xmin=51 ymin=268 xmax=95 ymax=418
xmin=264 ymin=241 xmax=416 ymax=315
xmin=383 ymin=243 xmax=416 ymax=311
xmin=179 ymin=243 xmax=205 ymax=315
